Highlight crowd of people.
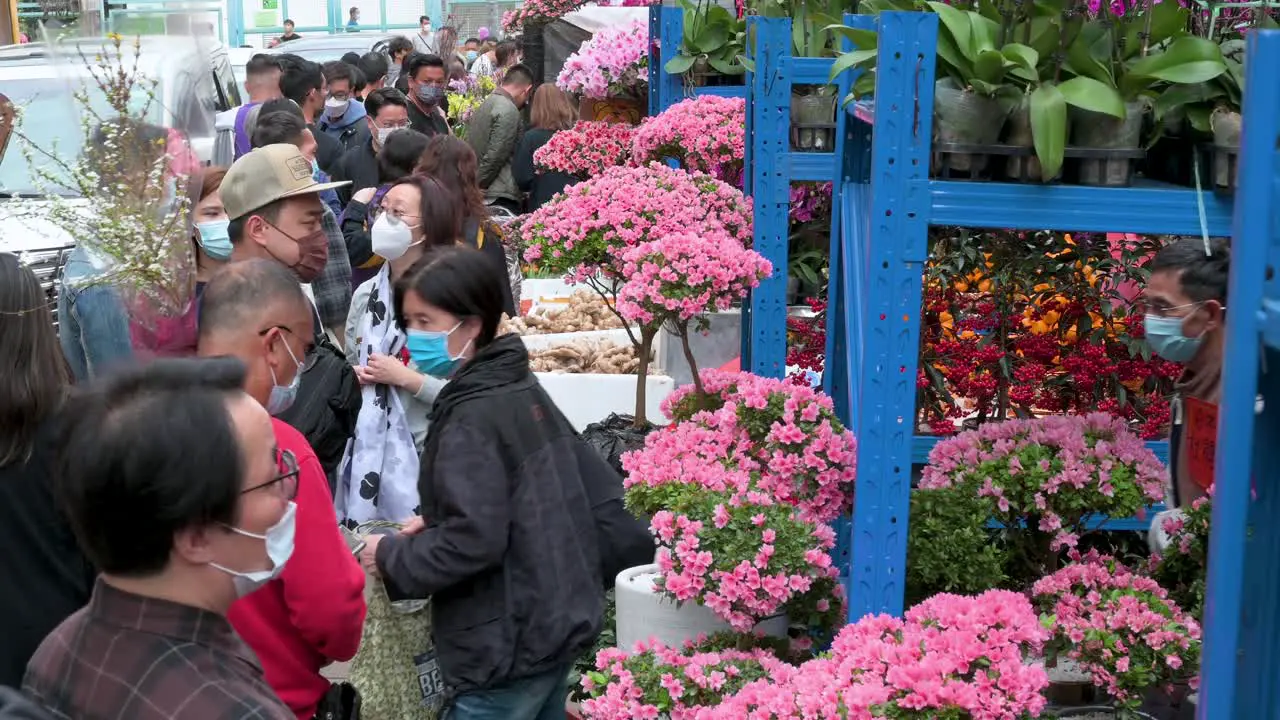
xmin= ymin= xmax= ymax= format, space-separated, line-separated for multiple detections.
xmin=0 ymin=39 xmax=656 ymax=720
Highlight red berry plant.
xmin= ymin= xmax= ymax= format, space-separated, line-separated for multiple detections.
xmin=919 ymin=229 xmax=1182 ymax=440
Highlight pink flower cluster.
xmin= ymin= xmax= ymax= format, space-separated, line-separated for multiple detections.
xmin=632 ymin=96 xmax=746 ymax=182
xmin=920 ymin=412 xmax=1167 ymax=550
xmin=520 ymin=163 xmax=753 ymax=283
xmin=532 ymin=121 xmax=635 ymax=178
xmin=555 ymin=20 xmax=649 ymax=100
xmin=641 ymin=369 xmax=858 ymax=524
xmin=582 ymin=639 xmax=791 ymax=720
xmin=1150 ymin=489 xmax=1211 ymax=620
xmin=1033 ymin=552 xmax=1202 ymax=708
xmin=616 ymin=231 xmax=772 ymax=327
xmin=650 ymin=499 xmax=840 ymax=631
xmin=501 ymin=0 xmax=585 ymax=32
xmin=698 ymin=590 xmax=1050 ymax=720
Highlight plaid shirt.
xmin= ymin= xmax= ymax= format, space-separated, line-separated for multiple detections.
xmin=22 ymin=580 xmax=293 ymax=720
xmin=312 ymin=205 xmax=353 ymax=332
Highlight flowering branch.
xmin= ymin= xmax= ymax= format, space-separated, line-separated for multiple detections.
xmin=15 ymin=33 xmax=195 ymax=321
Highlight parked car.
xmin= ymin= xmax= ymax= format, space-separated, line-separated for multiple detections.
xmin=267 ymin=31 xmax=405 ymax=63
xmin=0 ymin=36 xmax=241 ymax=328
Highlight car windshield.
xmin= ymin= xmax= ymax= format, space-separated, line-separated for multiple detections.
xmin=0 ymin=76 xmax=162 ymax=195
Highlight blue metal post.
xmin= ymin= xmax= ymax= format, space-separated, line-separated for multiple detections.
xmin=227 ymin=0 xmax=244 ymax=45
xmin=824 ymin=13 xmax=873 ymax=419
xmin=650 ymin=6 xmax=683 ymax=117
xmin=743 ymin=15 xmax=791 ymax=378
xmin=847 ymin=11 xmax=938 ymax=620
xmin=1200 ymin=28 xmax=1280 ymax=718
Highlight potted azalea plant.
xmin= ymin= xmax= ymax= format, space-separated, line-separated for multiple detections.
xmin=700 ymin=589 xmax=1051 ymax=719
xmin=1150 ymin=490 xmax=1211 ymax=621
xmin=581 ymin=634 xmax=793 ymax=719
xmin=916 ymin=413 xmax=1167 ymax=586
xmin=615 ymin=371 xmax=856 ymax=650
xmin=630 ymin=95 xmax=745 ymax=183
xmin=519 ymin=162 xmax=754 ymax=428
xmin=1034 ymin=552 xmax=1202 ymax=718
xmin=532 ymin=121 xmax=637 ymax=179
xmin=556 ymin=19 xmax=650 ymax=124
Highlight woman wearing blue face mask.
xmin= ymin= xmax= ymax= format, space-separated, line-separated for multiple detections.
xmin=338 ymin=174 xmax=462 ymax=528
xmin=192 ymin=167 xmax=232 ymax=314
xmin=357 ymin=245 xmax=609 ymax=720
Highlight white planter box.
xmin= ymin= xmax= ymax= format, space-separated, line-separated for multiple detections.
xmin=614 ymin=564 xmax=788 ymax=652
xmin=535 ymin=372 xmax=675 ymax=431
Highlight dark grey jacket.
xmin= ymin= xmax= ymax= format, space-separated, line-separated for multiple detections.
xmin=0 ymin=688 xmax=52 ymax=720
xmin=465 ymin=90 xmax=522 ymax=204
xmin=376 ymin=335 xmax=603 ymax=695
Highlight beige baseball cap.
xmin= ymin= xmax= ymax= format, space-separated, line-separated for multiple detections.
xmin=221 ymin=143 xmax=351 ymax=221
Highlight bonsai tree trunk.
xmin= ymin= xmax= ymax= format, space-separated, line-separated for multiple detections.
xmin=676 ymin=321 xmax=705 ymax=395
xmin=633 ymin=326 xmax=658 ymax=428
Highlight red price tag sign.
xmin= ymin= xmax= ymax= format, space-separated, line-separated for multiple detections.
xmin=1184 ymin=397 xmax=1218 ymax=492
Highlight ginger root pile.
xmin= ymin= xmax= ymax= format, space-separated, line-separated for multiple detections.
xmin=528 ymin=340 xmax=642 ymax=374
xmin=501 ymin=291 xmax=623 ymax=335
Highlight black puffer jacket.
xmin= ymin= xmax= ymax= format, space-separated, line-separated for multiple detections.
xmin=376 ymin=335 xmax=603 ymax=695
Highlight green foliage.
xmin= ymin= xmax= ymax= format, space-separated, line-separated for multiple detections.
xmin=906 ymin=487 xmax=1008 ymax=605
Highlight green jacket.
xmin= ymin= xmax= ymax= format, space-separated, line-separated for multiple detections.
xmin=465 ymin=89 xmax=522 ymax=203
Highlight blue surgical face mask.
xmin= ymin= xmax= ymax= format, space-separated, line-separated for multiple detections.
xmin=417 ymin=83 xmax=445 ymax=105
xmin=406 ymin=322 xmax=470 ymax=378
xmin=196 ymin=219 xmax=233 ymax=261
xmin=1144 ymin=306 xmax=1208 ymax=363
xmin=466 ymin=50 xmax=478 ymax=62
xmin=266 ymin=336 xmax=304 ymax=415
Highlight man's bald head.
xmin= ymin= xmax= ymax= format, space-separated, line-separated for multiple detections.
xmin=197 ymin=259 xmax=314 ymax=409
xmin=199 ymin=259 xmax=311 ymax=342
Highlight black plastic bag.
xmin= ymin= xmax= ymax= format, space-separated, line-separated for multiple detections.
xmin=580 ymin=413 xmax=654 ymax=475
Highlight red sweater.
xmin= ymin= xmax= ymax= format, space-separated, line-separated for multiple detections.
xmin=229 ymin=419 xmax=367 ymax=719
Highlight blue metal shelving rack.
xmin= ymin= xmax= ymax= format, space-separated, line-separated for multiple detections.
xmin=646 ymin=4 xmax=1280 ymax=712
xmin=834 ymin=9 xmax=1235 ymax=621
xmin=647 ymin=6 xmax=869 ymax=379
xmin=1198 ymin=27 xmax=1280 ymax=719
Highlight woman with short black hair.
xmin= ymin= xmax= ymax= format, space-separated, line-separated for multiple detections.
xmin=359 ymin=245 xmax=604 ymax=720
xmin=0 ymin=253 xmax=94 ymax=687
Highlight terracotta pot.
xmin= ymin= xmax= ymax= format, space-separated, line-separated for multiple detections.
xmin=579 ymin=97 xmax=645 ymax=125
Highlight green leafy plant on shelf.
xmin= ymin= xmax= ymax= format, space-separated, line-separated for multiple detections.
xmin=664 ymin=0 xmax=748 ymax=79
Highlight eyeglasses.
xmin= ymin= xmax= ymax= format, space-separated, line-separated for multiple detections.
xmin=258 ymin=324 xmax=319 ymax=370
xmin=380 ymin=207 xmax=420 ymax=224
xmin=242 ymin=449 xmax=300 ymax=500
xmin=374 ymin=120 xmax=411 ymax=131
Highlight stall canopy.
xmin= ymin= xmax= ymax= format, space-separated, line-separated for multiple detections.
xmin=537 ymin=6 xmax=647 ymax=85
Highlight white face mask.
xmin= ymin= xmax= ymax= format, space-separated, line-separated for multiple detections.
xmin=371 ymin=212 xmax=421 ymax=260
xmin=325 ymin=96 xmax=350 ymax=117
xmin=375 ymin=126 xmax=397 ymax=147
xmin=211 ymin=501 xmax=297 ymax=598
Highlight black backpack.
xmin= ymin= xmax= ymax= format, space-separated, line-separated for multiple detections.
xmin=276 ymin=334 xmax=362 ymax=493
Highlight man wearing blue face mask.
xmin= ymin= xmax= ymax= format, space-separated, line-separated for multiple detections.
xmin=1144 ymin=238 xmax=1229 ymax=516
xmin=198 ymin=260 xmax=367 ymax=720
xmin=403 ymin=52 xmax=452 ymax=137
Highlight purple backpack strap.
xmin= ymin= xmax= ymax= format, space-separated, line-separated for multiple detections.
xmin=233 ymin=102 xmax=260 ymax=159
